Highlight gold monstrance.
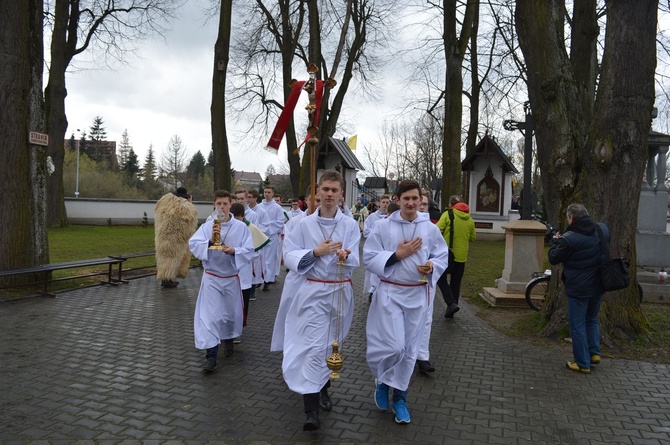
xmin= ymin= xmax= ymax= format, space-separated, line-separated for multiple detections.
xmin=209 ymin=213 xmax=225 ymax=251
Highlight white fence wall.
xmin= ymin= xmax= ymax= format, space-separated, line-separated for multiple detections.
xmin=65 ymin=198 xmax=292 ymax=225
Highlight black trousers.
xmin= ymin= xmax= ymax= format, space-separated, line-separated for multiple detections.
xmin=303 ymin=381 xmax=331 ymax=412
xmin=437 ymin=261 xmax=466 ymax=306
xmin=242 ymin=287 xmax=251 ymax=324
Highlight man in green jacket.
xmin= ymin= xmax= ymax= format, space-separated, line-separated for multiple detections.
xmin=436 ymin=195 xmax=476 ymax=318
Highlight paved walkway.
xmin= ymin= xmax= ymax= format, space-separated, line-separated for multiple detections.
xmin=1 ymin=261 xmax=669 ymax=444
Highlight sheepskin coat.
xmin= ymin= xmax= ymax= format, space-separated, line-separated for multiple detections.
xmin=155 ymin=193 xmax=198 ymax=281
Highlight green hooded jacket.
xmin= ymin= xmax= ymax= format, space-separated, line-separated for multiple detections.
xmin=435 ymin=202 xmax=476 ymax=263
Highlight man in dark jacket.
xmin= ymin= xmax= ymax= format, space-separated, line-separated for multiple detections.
xmin=548 ymin=203 xmax=609 ymax=374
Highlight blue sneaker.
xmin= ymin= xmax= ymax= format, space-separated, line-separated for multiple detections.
xmin=374 ymin=380 xmax=389 ymax=411
xmin=392 ymin=399 xmax=411 ymax=424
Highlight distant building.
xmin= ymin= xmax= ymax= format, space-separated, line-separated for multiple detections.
xmin=234 ymin=171 xmax=263 ymax=191
xmin=266 ymin=174 xmax=293 ymax=200
xmin=362 ymin=177 xmax=388 ymax=199
xmin=66 ymin=139 xmax=119 ymax=170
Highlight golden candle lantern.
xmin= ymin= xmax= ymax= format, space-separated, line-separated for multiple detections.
xmin=326 ymin=340 xmax=344 ymax=379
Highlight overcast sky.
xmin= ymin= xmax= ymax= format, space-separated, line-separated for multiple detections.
xmin=62 ymin=0 xmax=408 ymax=179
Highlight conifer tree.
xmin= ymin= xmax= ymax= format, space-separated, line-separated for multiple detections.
xmin=124 ymin=148 xmax=141 ymax=178
xmin=89 ymin=115 xmax=107 ymax=141
xmin=186 ymin=150 xmax=207 ymax=181
xmin=142 ymin=145 xmax=157 ymax=181
xmin=118 ymin=128 xmax=132 ymax=168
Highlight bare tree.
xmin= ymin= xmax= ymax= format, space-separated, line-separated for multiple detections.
xmin=228 ymin=0 xmax=306 ymax=196
xmin=229 ymin=0 xmax=397 ymax=196
xmin=0 ymin=0 xmax=49 ymax=274
xmin=407 ymin=113 xmax=443 ymax=190
xmin=160 ymin=135 xmax=188 ymax=191
xmin=516 ymin=0 xmax=657 ymax=343
xmin=360 ymin=120 xmax=401 ymax=179
xmin=44 ymin=0 xmax=180 ymax=227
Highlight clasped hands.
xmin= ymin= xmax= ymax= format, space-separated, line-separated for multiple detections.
xmin=396 ymin=237 xmax=433 ymax=275
xmin=314 ymin=240 xmax=350 ymax=262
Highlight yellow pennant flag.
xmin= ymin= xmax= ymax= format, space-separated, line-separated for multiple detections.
xmin=347 ymin=134 xmax=357 ymax=150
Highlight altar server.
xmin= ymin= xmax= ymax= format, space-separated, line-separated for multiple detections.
xmin=189 ymin=190 xmax=254 ymax=373
xmin=272 ymin=170 xmax=360 ymax=432
xmin=364 ymin=180 xmax=448 ymax=425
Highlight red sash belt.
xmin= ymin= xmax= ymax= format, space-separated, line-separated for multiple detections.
xmin=307 ymin=278 xmax=352 ymax=284
xmin=380 ymin=279 xmax=427 ymax=287
xmin=205 ymin=271 xmax=238 ymax=279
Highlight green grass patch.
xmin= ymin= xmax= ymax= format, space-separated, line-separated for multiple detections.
xmin=49 ymin=225 xmax=156 ymax=262
xmin=461 ymin=239 xmax=505 ymax=300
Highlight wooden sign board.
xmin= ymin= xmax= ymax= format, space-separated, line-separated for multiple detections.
xmin=29 ymin=132 xmax=49 ymax=146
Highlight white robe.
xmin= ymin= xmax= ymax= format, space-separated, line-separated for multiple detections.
xmin=258 ymin=200 xmax=284 ymax=280
xmin=362 ymin=210 xmax=386 ymax=293
xmin=364 ymin=210 xmax=448 ymax=391
xmin=271 ymin=209 xmax=360 ymax=394
xmin=189 ymin=218 xmax=254 ymax=350
xmin=287 ymin=208 xmax=305 ymax=219
xmin=248 ymin=205 xmax=269 ymax=285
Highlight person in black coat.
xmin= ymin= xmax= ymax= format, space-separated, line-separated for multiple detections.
xmin=548 ymin=203 xmax=609 ymax=374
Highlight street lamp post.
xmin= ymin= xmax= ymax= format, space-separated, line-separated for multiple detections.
xmin=504 ymin=102 xmax=534 ymax=220
xmin=75 ymin=128 xmax=81 ymax=198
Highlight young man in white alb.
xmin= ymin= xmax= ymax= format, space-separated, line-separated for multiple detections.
xmin=364 ymin=180 xmax=448 ymax=424
xmin=271 ymin=170 xmax=360 ymax=432
xmin=189 ymin=190 xmax=254 ymax=373
xmin=258 ymin=186 xmax=285 ymax=289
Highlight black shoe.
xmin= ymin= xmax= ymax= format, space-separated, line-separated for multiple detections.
xmin=262 ymin=283 xmax=270 ymax=291
xmin=255 ymin=283 xmax=262 ymax=289
xmin=417 ymin=360 xmax=435 ymax=373
xmin=161 ymin=280 xmax=178 ymax=288
xmin=444 ymin=303 xmax=460 ymax=318
xmin=223 ymin=339 xmax=234 ymax=357
xmin=303 ymin=411 xmax=320 ymax=431
xmin=368 ymin=293 xmax=373 ymax=303
xmin=202 ymin=357 xmax=216 ymax=373
xmin=319 ymin=390 xmax=333 ymax=411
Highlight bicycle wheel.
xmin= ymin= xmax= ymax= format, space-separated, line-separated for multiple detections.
xmin=525 ymin=276 xmax=550 ymax=311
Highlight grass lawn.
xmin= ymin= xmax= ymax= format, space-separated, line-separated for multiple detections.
xmin=48 ymin=225 xmax=156 ymax=262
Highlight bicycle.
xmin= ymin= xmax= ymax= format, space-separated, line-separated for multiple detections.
xmin=525 ymin=269 xmax=551 ymax=311
xmin=525 ymin=268 xmax=644 ymax=312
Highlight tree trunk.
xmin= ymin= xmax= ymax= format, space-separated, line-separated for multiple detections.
xmin=212 ymin=0 xmax=232 ymax=192
xmin=45 ymin=0 xmax=76 ymax=227
xmin=579 ymin=0 xmax=656 ymax=343
xmin=0 ymin=0 xmax=49 ymax=274
xmin=465 ymin=0 xmax=480 ymax=159
xmin=285 ymin=0 xmax=308 ymax=197
xmin=441 ymin=0 xmax=476 ymax=202
xmin=516 ymin=0 xmax=656 ymax=343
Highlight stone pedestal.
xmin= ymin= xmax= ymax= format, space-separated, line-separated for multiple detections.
xmin=480 ymin=219 xmax=547 ymax=307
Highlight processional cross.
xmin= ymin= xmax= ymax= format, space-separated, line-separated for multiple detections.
xmin=266 ymin=64 xmax=337 ymax=213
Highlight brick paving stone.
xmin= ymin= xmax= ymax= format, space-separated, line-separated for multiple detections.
xmin=1 ymin=260 xmax=670 ymax=444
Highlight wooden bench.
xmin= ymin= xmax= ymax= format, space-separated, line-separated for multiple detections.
xmin=108 ymin=251 xmax=156 ymax=283
xmin=0 ymin=257 xmax=126 ymax=297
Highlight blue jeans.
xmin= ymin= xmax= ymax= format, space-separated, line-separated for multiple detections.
xmin=567 ymin=295 xmax=603 ymax=369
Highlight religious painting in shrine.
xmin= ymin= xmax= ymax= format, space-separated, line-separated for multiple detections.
xmin=476 ymin=166 xmax=500 ymax=212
